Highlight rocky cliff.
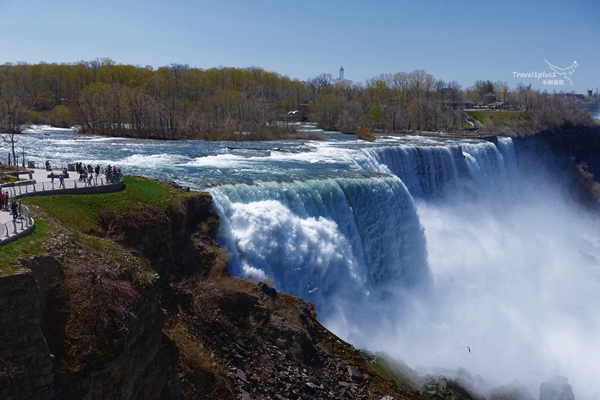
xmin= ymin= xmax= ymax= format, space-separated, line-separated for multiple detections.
xmin=1 ymin=184 xmax=426 ymax=399
xmin=512 ymin=125 xmax=600 ymax=210
xmin=3 ymin=122 xmax=600 ymax=400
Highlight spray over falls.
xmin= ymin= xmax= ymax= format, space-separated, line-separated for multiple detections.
xmin=210 ymin=136 xmax=600 ymax=399
xmin=5 ymin=129 xmax=599 ymax=398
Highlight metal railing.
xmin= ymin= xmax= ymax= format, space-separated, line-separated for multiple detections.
xmin=1 ymin=175 xmax=123 ymax=198
xmin=0 ymin=174 xmax=124 ymax=245
xmin=0 ymin=204 xmax=33 ymax=240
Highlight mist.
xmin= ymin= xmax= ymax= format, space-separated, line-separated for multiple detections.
xmin=324 ymin=152 xmax=600 ymax=399
xmin=212 ymin=137 xmax=600 ymax=399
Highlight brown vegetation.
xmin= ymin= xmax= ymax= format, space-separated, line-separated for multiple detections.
xmin=59 ymin=260 xmax=141 ymax=371
xmin=355 ymin=126 xmax=377 ymax=141
xmin=1 ymin=60 xmax=597 ymax=140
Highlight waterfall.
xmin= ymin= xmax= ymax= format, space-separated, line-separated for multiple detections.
xmin=210 ymin=138 xmax=517 ymax=324
xmin=210 ymin=175 xmax=430 ymax=322
xmin=353 ymin=138 xmax=517 ymax=200
xmin=210 ymin=136 xmax=600 ymax=398
xmin=12 ymin=126 xmax=598 ymax=398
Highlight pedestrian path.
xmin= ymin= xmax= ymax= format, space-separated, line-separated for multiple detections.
xmin=0 ymin=167 xmax=124 ymax=244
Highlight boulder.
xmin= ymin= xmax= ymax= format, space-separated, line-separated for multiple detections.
xmin=539 ymin=376 xmax=574 ymax=400
xmin=489 ymin=380 xmax=535 ymax=400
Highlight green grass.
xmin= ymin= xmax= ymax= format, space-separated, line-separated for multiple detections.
xmin=1 ymin=176 xmax=197 ymax=276
xmin=466 ymin=110 xmax=485 ymax=124
xmin=466 ymin=110 xmax=526 ymax=128
xmin=26 ymin=176 xmax=194 ymax=234
xmin=72 ymin=232 xmax=155 ymax=278
xmin=0 ymin=218 xmax=53 ymax=276
xmin=0 ymin=176 xmax=17 ymax=183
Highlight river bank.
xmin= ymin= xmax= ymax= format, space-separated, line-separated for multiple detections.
xmin=1 ymin=125 xmax=600 ymax=399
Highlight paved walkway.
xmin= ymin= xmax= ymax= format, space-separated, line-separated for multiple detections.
xmin=0 ymin=167 xmax=123 ymax=243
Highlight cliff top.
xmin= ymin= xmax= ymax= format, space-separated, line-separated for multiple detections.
xmin=2 ymin=175 xmax=431 ymax=399
xmin=0 ymin=176 xmax=200 ymax=276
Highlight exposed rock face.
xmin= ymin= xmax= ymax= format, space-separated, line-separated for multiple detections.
xmin=489 ymin=380 xmax=535 ymax=400
xmin=421 ymin=375 xmax=485 ymax=400
xmin=539 ymin=376 xmax=575 ymax=400
xmin=0 ymin=272 xmax=56 ymax=400
xmin=1 ymin=255 xmax=180 ymax=400
xmin=100 ymin=191 xmax=221 ymax=275
xmin=2 ymin=189 xmax=427 ymax=399
xmin=172 ymin=276 xmax=423 ymax=399
xmin=54 ymin=278 xmax=181 ymax=400
xmin=512 ymin=126 xmax=600 ymax=210
xmin=9 ymin=174 xmax=593 ymax=399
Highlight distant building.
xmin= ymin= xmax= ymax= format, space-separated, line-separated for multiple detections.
xmin=483 ymin=92 xmax=496 ymax=105
xmin=340 ymin=66 xmax=344 ymax=81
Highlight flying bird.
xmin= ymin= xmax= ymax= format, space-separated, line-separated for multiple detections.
xmin=308 ymin=282 xmax=319 ymax=294
xmin=463 ymin=346 xmax=471 ymax=353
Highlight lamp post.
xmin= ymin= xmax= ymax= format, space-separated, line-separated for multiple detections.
xmin=15 ymin=152 xmax=19 ymax=181
xmin=22 ymin=145 xmax=25 ymax=168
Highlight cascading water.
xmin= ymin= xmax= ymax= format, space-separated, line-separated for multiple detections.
xmin=210 ymin=175 xmax=431 ymax=325
xmin=4 ymin=127 xmax=600 ymax=398
xmin=210 ymin=137 xmax=600 ymax=399
xmin=355 ymin=137 xmax=515 ymax=200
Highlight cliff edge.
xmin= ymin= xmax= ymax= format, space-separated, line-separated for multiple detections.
xmin=0 ymin=178 xmax=423 ymax=400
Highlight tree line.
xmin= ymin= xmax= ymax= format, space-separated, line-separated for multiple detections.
xmin=0 ymin=59 xmax=595 ymax=139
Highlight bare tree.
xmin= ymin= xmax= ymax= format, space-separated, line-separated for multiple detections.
xmin=1 ymin=96 xmax=25 ymax=164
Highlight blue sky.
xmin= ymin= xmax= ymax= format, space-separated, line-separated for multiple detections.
xmin=1 ymin=0 xmax=598 ymax=93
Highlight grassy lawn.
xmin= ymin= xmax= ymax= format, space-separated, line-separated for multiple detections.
xmin=466 ymin=110 xmax=526 ymax=128
xmin=0 ymin=218 xmax=52 ymax=276
xmin=0 ymin=176 xmax=199 ymax=276
xmin=25 ymin=176 xmax=194 ymax=234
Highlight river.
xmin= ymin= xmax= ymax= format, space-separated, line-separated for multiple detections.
xmin=3 ymin=125 xmax=600 ymax=399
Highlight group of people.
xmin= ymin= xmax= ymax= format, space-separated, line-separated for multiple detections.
xmin=0 ymin=161 xmax=124 ymax=229
xmin=105 ymin=164 xmax=122 ymax=183
xmin=0 ymin=190 xmax=22 ymax=220
xmin=46 ymin=161 xmax=123 ymax=187
xmin=75 ymin=162 xmax=101 ymax=186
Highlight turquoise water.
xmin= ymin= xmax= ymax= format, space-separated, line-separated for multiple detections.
xmin=4 ymin=126 xmax=600 ymax=398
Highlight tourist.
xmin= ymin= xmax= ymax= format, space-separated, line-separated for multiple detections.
xmin=11 ymin=198 xmax=17 ymax=220
xmin=0 ymin=191 xmax=4 ymax=211
xmin=4 ymin=191 xmax=8 ymax=210
xmin=45 ymin=160 xmax=51 ymax=171
xmin=59 ymin=174 xmax=65 ymax=188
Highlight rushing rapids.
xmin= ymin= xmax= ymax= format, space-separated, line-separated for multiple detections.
xmin=5 ymin=126 xmax=600 ymax=398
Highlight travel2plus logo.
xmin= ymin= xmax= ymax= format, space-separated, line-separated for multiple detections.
xmin=512 ymin=60 xmax=578 ymax=86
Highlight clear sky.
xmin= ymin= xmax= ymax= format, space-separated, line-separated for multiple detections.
xmin=1 ymin=0 xmax=598 ymax=93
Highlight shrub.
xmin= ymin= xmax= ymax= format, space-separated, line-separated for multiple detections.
xmin=60 ymin=259 xmax=140 ymax=371
xmin=356 ymin=126 xmax=377 ymax=141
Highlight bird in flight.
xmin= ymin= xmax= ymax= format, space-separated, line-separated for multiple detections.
xmin=308 ymin=282 xmax=319 ymax=294
xmin=463 ymin=346 xmax=471 ymax=353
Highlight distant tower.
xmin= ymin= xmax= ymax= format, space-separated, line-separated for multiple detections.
xmin=340 ymin=66 xmax=344 ymax=81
